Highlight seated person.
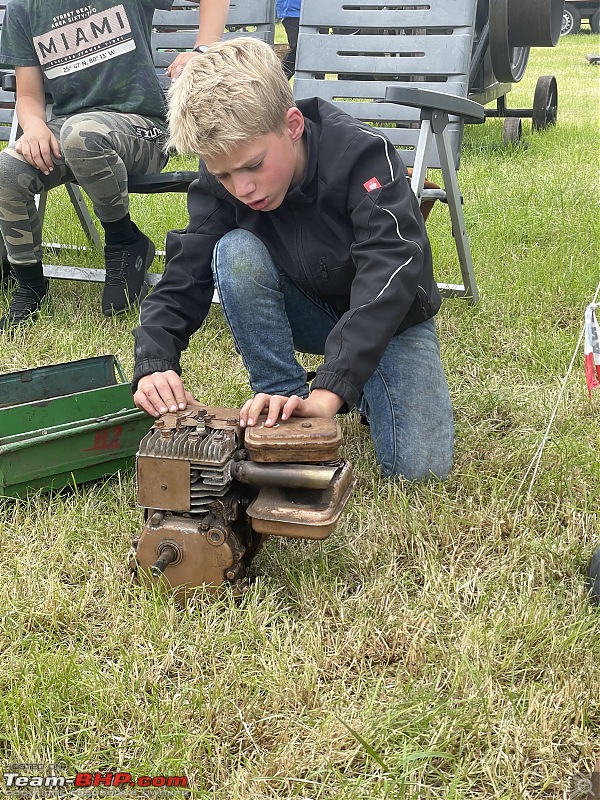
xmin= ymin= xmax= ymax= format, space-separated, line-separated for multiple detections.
xmin=277 ymin=0 xmax=301 ymax=79
xmin=0 ymin=0 xmax=228 ymax=329
xmin=132 ymin=38 xmax=454 ymax=482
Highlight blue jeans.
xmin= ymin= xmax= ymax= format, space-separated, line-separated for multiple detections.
xmin=212 ymin=229 xmax=454 ymax=481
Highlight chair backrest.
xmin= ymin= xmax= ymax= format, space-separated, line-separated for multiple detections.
xmin=293 ymin=0 xmax=478 ymax=169
xmin=152 ymin=0 xmax=276 ymax=72
xmin=0 ymin=5 xmax=15 ymax=140
xmin=0 ymin=74 xmax=15 ymax=141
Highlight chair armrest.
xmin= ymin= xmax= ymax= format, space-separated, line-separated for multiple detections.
xmin=384 ymin=86 xmax=485 ymax=124
xmin=2 ymin=72 xmax=16 ymax=93
xmin=127 ymin=171 xmax=197 ymax=194
xmin=2 ymin=71 xmax=53 ymax=102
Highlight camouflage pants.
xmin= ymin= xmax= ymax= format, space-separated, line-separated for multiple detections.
xmin=0 ymin=111 xmax=168 ymax=265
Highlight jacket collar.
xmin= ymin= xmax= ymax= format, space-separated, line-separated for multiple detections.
xmin=284 ymin=115 xmax=319 ymax=205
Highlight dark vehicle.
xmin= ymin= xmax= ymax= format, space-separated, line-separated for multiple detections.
xmin=561 ymin=1 xmax=600 ymax=34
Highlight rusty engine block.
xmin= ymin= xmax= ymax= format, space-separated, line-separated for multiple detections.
xmin=130 ymin=405 xmax=353 ymax=598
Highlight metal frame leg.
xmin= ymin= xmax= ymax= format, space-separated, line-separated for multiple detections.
xmin=408 ymin=114 xmax=479 ymax=304
xmin=64 ymin=183 xmax=103 ymax=249
xmin=434 ymin=128 xmax=479 ymax=303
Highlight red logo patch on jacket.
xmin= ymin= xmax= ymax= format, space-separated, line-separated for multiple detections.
xmin=363 ymin=177 xmax=382 ymax=192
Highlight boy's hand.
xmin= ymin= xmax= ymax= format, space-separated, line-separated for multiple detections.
xmin=134 ymin=370 xmax=196 ymax=417
xmin=16 ymin=120 xmax=61 ymax=174
xmin=239 ymin=389 xmax=343 ymax=428
xmin=166 ymin=51 xmax=204 ymax=80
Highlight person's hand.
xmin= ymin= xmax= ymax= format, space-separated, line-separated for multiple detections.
xmin=239 ymin=389 xmax=343 ymax=428
xmin=134 ymin=370 xmax=196 ymax=417
xmin=166 ymin=51 xmax=202 ymax=81
xmin=15 ymin=119 xmax=61 ymax=174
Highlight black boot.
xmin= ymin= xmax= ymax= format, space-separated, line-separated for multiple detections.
xmin=102 ymin=222 xmax=153 ymax=316
xmin=0 ymin=262 xmax=48 ymax=331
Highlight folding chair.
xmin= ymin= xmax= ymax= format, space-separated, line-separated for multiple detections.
xmin=0 ymin=6 xmax=16 ymax=141
xmin=0 ymin=0 xmax=276 ymax=286
xmin=294 ymin=0 xmax=486 ymax=303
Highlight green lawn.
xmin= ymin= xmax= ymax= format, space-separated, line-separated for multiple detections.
xmin=0 ymin=33 xmax=599 ymax=799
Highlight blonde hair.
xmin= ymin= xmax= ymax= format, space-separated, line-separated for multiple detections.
xmin=167 ymin=37 xmax=295 ymax=160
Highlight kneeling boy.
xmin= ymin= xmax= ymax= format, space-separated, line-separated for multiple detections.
xmin=132 ymin=38 xmax=454 ymax=481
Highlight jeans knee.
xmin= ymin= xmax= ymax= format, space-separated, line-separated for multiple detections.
xmin=380 ymin=452 xmax=453 ymax=482
xmin=213 ymin=229 xmax=279 ymax=296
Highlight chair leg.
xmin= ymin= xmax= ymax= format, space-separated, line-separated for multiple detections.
xmin=435 ymin=129 xmax=479 ymax=304
xmin=407 ymin=119 xmax=479 ymax=303
xmin=410 ymin=119 xmax=433 ymax=201
xmin=64 ymin=184 xmax=103 ymax=249
xmin=39 ymin=185 xmax=104 ymax=280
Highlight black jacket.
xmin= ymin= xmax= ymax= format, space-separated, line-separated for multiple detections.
xmin=133 ymin=98 xmax=441 ymax=409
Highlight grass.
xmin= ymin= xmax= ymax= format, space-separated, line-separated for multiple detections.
xmin=0 ymin=33 xmax=599 ymax=800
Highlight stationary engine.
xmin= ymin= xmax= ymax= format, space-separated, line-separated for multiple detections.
xmin=130 ymin=405 xmax=353 ymax=598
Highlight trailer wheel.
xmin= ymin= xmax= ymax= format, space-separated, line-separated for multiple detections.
xmin=489 ymin=0 xmax=530 ymax=83
xmin=532 ymin=75 xmax=558 ymax=130
xmin=503 ymin=117 xmax=522 ymax=144
xmin=591 ymin=9 xmax=600 ymax=33
xmin=560 ymin=6 xmax=581 ymax=36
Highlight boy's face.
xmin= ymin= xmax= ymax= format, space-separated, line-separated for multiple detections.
xmin=203 ymin=108 xmax=306 ymax=212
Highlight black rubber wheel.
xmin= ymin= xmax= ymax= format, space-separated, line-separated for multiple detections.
xmin=560 ymin=6 xmax=581 ymax=36
xmin=507 ymin=0 xmax=563 ymax=47
xmin=489 ymin=0 xmax=530 ymax=83
xmin=532 ymin=75 xmax=558 ymax=130
xmin=588 ymin=546 xmax=600 ymax=604
xmin=502 ymin=117 xmax=522 ymax=144
xmin=590 ymin=9 xmax=600 ymax=33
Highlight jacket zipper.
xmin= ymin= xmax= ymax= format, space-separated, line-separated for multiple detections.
xmin=293 ymin=209 xmax=313 ymax=286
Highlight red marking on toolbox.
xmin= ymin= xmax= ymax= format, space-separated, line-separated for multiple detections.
xmin=85 ymin=426 xmax=123 ymax=451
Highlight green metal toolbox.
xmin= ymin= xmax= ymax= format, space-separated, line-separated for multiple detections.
xmin=0 ymin=355 xmax=152 ymax=498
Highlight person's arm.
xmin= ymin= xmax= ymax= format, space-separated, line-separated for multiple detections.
xmin=132 ymin=169 xmax=236 ymax=407
xmin=166 ymin=0 xmax=230 ymax=79
xmin=309 ymin=130 xmax=435 ymax=411
xmin=13 ymin=66 xmax=61 ymax=174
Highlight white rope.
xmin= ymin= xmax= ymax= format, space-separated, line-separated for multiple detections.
xmin=514 ymin=281 xmax=600 ymax=500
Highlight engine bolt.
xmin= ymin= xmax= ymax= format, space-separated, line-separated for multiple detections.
xmin=207 ymin=528 xmax=225 ymax=546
